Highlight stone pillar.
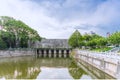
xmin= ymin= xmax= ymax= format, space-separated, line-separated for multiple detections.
xmin=49 ymin=50 xmax=52 ymax=58
xmin=59 ymin=50 xmax=62 ymax=58
xmin=59 ymin=50 xmax=62 ymax=54
xmin=54 ymin=50 xmax=56 ymax=54
xmin=44 ymin=50 xmax=47 ymax=57
xmin=49 ymin=50 xmax=51 ymax=54
xmin=64 ymin=50 xmax=67 ymax=54
xmin=39 ymin=50 xmax=42 ymax=57
xmin=64 ymin=50 xmax=67 ymax=58
xmin=69 ymin=50 xmax=71 ymax=54
xmin=41 ymin=50 xmax=44 ymax=57
xmin=54 ymin=50 xmax=57 ymax=58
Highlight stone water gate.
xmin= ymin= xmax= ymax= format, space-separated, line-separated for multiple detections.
xmin=35 ymin=39 xmax=72 ymax=58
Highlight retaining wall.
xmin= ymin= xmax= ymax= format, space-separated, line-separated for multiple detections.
xmin=0 ymin=49 xmax=35 ymax=58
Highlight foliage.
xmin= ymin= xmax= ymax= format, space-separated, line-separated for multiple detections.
xmin=68 ymin=30 xmax=83 ymax=48
xmin=83 ymin=33 xmax=104 ymax=48
xmin=91 ymin=47 xmax=112 ymax=52
xmin=0 ymin=16 xmax=41 ymax=49
xmin=69 ymin=30 xmax=108 ymax=49
xmin=0 ymin=37 xmax=7 ymax=49
xmin=108 ymin=31 xmax=120 ymax=46
xmin=83 ymin=33 xmax=92 ymax=41
xmin=96 ymin=37 xmax=108 ymax=47
xmin=86 ymin=39 xmax=97 ymax=49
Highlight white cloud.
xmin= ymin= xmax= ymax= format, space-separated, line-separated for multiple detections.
xmin=0 ymin=0 xmax=120 ymax=38
xmin=0 ymin=0 xmax=62 ymax=38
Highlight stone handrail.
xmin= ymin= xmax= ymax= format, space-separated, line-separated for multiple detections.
xmin=74 ymin=49 xmax=120 ymax=79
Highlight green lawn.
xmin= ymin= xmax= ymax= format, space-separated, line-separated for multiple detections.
xmin=91 ymin=47 xmax=112 ymax=52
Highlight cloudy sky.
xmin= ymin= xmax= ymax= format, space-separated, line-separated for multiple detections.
xmin=0 ymin=0 xmax=120 ymax=39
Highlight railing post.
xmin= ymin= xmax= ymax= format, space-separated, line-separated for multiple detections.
xmin=116 ymin=61 xmax=120 ymax=78
xmin=101 ymin=58 xmax=105 ymax=70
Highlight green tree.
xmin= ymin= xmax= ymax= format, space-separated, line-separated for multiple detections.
xmin=68 ymin=30 xmax=83 ymax=48
xmin=108 ymin=31 xmax=120 ymax=46
xmin=0 ymin=16 xmax=41 ymax=49
xmin=96 ymin=37 xmax=107 ymax=48
xmin=0 ymin=31 xmax=15 ymax=48
xmin=83 ymin=33 xmax=103 ymax=49
xmin=0 ymin=37 xmax=7 ymax=49
xmin=83 ymin=33 xmax=92 ymax=41
xmin=86 ymin=39 xmax=97 ymax=49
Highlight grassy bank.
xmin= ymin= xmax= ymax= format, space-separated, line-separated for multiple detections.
xmin=90 ymin=47 xmax=112 ymax=52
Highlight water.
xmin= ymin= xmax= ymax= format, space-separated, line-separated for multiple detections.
xmin=0 ymin=56 xmax=114 ymax=79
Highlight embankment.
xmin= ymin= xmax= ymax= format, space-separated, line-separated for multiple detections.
xmin=0 ymin=49 xmax=35 ymax=58
xmin=74 ymin=49 xmax=120 ymax=79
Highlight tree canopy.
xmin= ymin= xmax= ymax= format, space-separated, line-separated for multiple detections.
xmin=0 ymin=16 xmax=41 ymax=49
xmin=108 ymin=31 xmax=120 ymax=46
xmin=68 ymin=30 xmax=83 ymax=48
xmin=69 ymin=30 xmax=108 ymax=49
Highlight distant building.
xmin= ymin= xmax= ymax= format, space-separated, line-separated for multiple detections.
xmin=107 ymin=32 xmax=110 ymax=37
xmin=90 ymin=31 xmax=95 ymax=35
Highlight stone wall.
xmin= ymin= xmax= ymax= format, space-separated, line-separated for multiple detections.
xmin=0 ymin=49 xmax=35 ymax=58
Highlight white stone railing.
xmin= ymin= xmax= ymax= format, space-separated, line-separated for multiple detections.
xmin=74 ymin=49 xmax=120 ymax=79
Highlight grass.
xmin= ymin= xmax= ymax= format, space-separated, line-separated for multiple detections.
xmin=91 ymin=47 xmax=112 ymax=52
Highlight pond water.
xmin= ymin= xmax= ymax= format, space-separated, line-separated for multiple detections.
xmin=0 ymin=56 xmax=114 ymax=79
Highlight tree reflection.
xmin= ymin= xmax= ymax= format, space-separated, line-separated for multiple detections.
xmin=0 ymin=57 xmax=41 ymax=79
xmin=68 ymin=60 xmax=87 ymax=79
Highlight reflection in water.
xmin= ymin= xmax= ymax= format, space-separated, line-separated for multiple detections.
xmin=68 ymin=60 xmax=87 ymax=79
xmin=0 ymin=57 xmax=114 ymax=79
xmin=0 ymin=57 xmax=40 ymax=79
xmin=37 ymin=68 xmax=73 ymax=79
xmin=68 ymin=60 xmax=94 ymax=79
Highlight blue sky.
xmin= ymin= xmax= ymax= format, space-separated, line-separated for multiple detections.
xmin=0 ymin=0 xmax=120 ymax=38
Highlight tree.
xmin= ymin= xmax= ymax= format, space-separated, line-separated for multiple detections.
xmin=0 ymin=31 xmax=15 ymax=48
xmin=96 ymin=37 xmax=107 ymax=48
xmin=83 ymin=33 xmax=104 ymax=49
xmin=86 ymin=39 xmax=97 ymax=49
xmin=0 ymin=16 xmax=41 ymax=49
xmin=108 ymin=31 xmax=120 ymax=46
xmin=0 ymin=37 xmax=7 ymax=49
xmin=83 ymin=33 xmax=92 ymax=47
xmin=83 ymin=33 xmax=92 ymax=41
xmin=68 ymin=30 xmax=83 ymax=48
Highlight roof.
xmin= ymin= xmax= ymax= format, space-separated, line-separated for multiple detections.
xmin=38 ymin=39 xmax=71 ymax=48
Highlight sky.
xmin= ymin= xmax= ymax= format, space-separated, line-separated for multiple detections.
xmin=0 ymin=0 xmax=120 ymax=39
